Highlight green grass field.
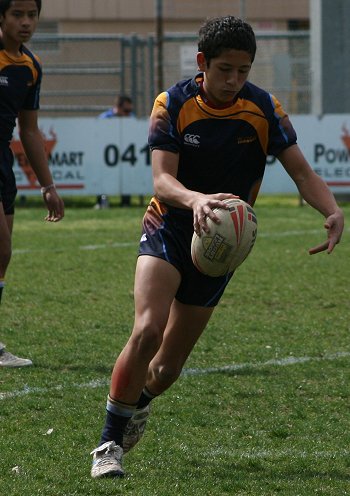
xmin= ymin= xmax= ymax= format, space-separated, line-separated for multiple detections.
xmin=1 ymin=196 xmax=349 ymax=495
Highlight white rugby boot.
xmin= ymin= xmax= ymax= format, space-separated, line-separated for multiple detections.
xmin=90 ymin=441 xmax=124 ymax=478
xmin=0 ymin=343 xmax=32 ymax=367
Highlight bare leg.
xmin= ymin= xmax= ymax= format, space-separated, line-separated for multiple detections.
xmin=146 ymin=299 xmax=215 ymax=394
xmin=0 ymin=203 xmax=13 ymax=279
xmin=0 ymin=204 xmax=32 ymax=367
xmin=109 ymin=255 xmax=182 ymax=404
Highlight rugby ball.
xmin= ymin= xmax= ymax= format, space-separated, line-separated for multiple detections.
xmin=191 ymin=198 xmax=257 ymax=277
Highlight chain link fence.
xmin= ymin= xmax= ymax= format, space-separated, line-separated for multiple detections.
xmin=30 ymin=30 xmax=310 ymax=118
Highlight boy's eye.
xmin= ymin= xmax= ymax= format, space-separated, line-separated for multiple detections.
xmin=10 ymin=10 xmax=38 ymax=19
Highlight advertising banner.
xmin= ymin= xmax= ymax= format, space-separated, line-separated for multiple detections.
xmin=12 ymin=117 xmax=152 ymax=196
xmin=11 ymin=115 xmax=350 ymax=196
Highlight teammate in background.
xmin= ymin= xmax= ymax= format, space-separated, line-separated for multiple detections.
xmin=96 ymin=95 xmax=134 ymax=208
xmin=0 ymin=0 xmax=64 ymax=367
xmin=90 ymin=16 xmax=344 ymax=478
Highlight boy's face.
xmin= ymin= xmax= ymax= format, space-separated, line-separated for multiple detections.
xmin=197 ymin=49 xmax=252 ymax=106
xmin=0 ymin=0 xmax=39 ymax=45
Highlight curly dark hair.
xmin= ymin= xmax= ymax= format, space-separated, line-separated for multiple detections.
xmin=0 ymin=0 xmax=41 ymax=16
xmin=198 ymin=16 xmax=256 ymax=65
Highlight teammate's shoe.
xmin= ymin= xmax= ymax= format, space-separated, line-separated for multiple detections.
xmin=123 ymin=405 xmax=150 ymax=453
xmin=0 ymin=344 xmax=32 ymax=368
xmin=90 ymin=441 xmax=124 ymax=478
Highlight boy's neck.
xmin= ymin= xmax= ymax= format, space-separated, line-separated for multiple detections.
xmin=199 ymin=79 xmax=235 ymax=110
xmin=0 ymin=35 xmax=22 ymax=57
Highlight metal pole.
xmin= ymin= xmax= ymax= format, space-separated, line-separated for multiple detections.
xmin=148 ymin=36 xmax=155 ymax=109
xmin=120 ymin=38 xmax=126 ymax=96
xmin=131 ymin=34 xmax=138 ymax=115
xmin=310 ymin=0 xmax=322 ymax=116
xmin=239 ymin=0 xmax=246 ymax=19
xmin=156 ymin=0 xmax=164 ymax=94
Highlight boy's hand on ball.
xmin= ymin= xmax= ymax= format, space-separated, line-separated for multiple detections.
xmin=192 ymin=193 xmax=239 ymax=235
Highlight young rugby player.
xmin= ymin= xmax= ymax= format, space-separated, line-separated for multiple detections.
xmin=91 ymin=16 xmax=344 ymax=477
xmin=0 ymin=0 xmax=64 ymax=367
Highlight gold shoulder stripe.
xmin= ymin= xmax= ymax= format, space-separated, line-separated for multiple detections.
xmin=0 ymin=51 xmax=39 ymax=83
xmin=178 ymin=97 xmax=269 ymax=155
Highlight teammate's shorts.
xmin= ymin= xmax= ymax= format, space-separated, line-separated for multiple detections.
xmin=0 ymin=146 xmax=17 ymax=215
xmin=138 ymin=197 xmax=233 ymax=307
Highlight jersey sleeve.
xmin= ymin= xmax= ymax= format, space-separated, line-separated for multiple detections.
xmin=22 ymin=54 xmax=42 ymax=110
xmin=148 ymin=91 xmax=181 ymax=153
xmin=267 ymin=94 xmax=297 ymax=157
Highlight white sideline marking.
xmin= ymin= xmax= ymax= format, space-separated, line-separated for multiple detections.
xmin=12 ymin=227 xmax=350 ymax=255
xmin=1 ymin=351 xmax=349 ymax=401
xmin=80 ymin=242 xmax=135 ymax=250
xmin=0 ymin=378 xmax=110 ymax=400
xmin=182 ymin=351 xmax=350 ymax=376
xmin=13 ymin=241 xmax=136 ymax=255
xmin=211 ymin=447 xmax=350 ymax=459
xmin=259 ymin=229 xmax=322 ymax=238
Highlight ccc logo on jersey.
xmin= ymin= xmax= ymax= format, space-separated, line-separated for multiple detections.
xmin=184 ymin=134 xmax=200 ymax=147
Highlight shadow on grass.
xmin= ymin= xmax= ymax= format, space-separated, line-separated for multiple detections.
xmin=31 ymin=363 xmax=113 ymax=374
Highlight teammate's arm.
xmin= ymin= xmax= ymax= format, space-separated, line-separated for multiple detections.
xmin=18 ymin=109 xmax=64 ymax=222
xmin=278 ymin=144 xmax=344 ymax=254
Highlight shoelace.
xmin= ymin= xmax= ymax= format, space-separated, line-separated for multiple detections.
xmin=94 ymin=445 xmax=121 ymax=465
xmin=96 ymin=453 xmax=119 ymax=467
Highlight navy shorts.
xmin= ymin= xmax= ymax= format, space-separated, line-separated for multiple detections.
xmin=0 ymin=146 xmax=17 ymax=215
xmin=138 ymin=197 xmax=233 ymax=307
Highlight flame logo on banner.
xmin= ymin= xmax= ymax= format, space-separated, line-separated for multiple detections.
xmin=10 ymin=128 xmax=57 ymax=188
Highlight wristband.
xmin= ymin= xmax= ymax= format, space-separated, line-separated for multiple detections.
xmin=40 ymin=183 xmax=56 ymax=194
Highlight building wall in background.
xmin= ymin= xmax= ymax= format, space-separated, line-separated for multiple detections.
xmin=33 ymin=1 xmax=311 ymax=117
xmin=39 ymin=0 xmax=309 ymax=33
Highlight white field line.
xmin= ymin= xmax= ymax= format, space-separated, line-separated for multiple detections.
xmin=13 ymin=241 xmax=136 ymax=255
xmin=211 ymin=447 xmax=350 ymax=460
xmin=182 ymin=351 xmax=350 ymax=376
xmin=0 ymin=378 xmax=110 ymax=401
xmin=1 ymin=351 xmax=349 ymax=401
xmin=12 ymin=227 xmax=350 ymax=255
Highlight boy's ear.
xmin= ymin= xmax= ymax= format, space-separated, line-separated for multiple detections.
xmin=197 ymin=52 xmax=207 ymax=71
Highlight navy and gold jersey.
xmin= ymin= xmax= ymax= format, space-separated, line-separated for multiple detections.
xmin=0 ymin=42 xmax=42 ymax=145
xmin=148 ymin=73 xmax=297 ymax=206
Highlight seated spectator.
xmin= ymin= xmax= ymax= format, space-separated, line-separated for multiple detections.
xmin=95 ymin=96 xmax=134 ymax=208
